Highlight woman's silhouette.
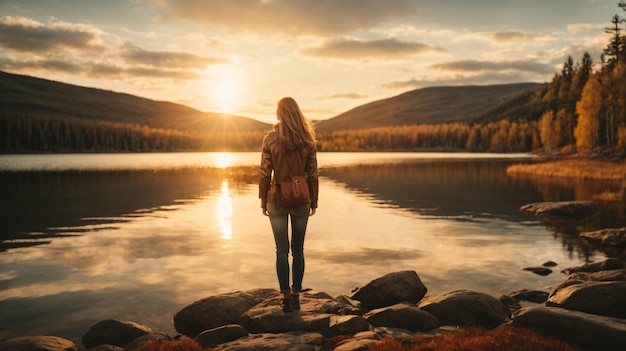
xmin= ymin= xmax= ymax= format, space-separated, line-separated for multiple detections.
xmin=259 ymin=97 xmax=319 ymax=312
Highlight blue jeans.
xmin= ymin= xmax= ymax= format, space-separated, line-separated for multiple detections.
xmin=267 ymin=202 xmax=310 ymax=293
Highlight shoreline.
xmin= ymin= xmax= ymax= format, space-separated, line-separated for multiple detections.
xmin=506 ymin=147 xmax=626 ymax=181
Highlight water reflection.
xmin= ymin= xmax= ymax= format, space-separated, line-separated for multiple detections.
xmin=218 ymin=181 xmax=233 ymax=241
xmin=1 ymin=154 xmax=624 ymax=345
xmin=321 ymin=159 xmax=542 ymax=221
xmin=0 ymin=168 xmax=257 ymax=251
xmin=321 ymin=159 xmax=626 ymax=262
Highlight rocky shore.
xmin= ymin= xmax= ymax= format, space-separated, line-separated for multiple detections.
xmin=2 ymin=202 xmax=626 ymax=351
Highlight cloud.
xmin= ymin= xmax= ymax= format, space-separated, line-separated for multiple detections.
xmin=301 ymin=38 xmax=443 ymax=60
xmin=119 ymin=42 xmax=227 ymax=69
xmin=566 ymin=23 xmax=605 ymax=34
xmin=490 ymin=30 xmax=550 ymax=42
xmin=0 ymin=57 xmax=201 ymax=80
xmin=431 ymin=59 xmax=556 ymax=74
xmin=0 ymin=16 xmax=222 ymax=81
xmin=319 ymin=92 xmax=369 ymax=100
xmin=0 ymin=57 xmax=83 ymax=73
xmin=0 ymin=16 xmax=105 ymax=54
xmin=312 ymin=248 xmax=422 ymax=265
xmin=151 ymin=0 xmax=417 ymax=36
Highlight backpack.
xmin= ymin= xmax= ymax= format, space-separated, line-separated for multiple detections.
xmin=273 ymin=143 xmax=311 ymax=205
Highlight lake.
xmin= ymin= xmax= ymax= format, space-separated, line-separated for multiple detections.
xmin=1 ymin=152 xmax=625 ymax=345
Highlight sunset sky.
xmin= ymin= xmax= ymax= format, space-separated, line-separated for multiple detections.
xmin=0 ymin=0 xmax=622 ymax=123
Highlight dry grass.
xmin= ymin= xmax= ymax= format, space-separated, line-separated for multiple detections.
xmin=124 ymin=328 xmax=583 ymax=351
xmin=131 ymin=337 xmax=204 ymax=351
xmin=592 ymin=190 xmax=625 ymax=202
xmin=368 ymin=327 xmax=583 ymax=351
xmin=507 ymin=159 xmax=626 ymax=180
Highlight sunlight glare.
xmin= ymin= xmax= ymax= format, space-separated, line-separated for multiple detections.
xmin=218 ymin=181 xmax=232 ymax=241
xmin=212 ymin=152 xmax=235 ymax=168
xmin=208 ymin=65 xmax=242 ymax=114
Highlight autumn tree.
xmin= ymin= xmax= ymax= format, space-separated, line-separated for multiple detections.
xmin=574 ymin=75 xmax=603 ymax=150
xmin=539 ymin=111 xmax=556 ymax=152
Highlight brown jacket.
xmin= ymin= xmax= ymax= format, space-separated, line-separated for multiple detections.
xmin=259 ymin=130 xmax=319 ymax=209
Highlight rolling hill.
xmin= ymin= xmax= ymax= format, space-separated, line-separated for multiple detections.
xmin=1 ymin=70 xmax=545 ymax=137
xmin=315 ymin=82 xmax=544 ymax=132
xmin=0 ymin=70 xmax=271 ymax=133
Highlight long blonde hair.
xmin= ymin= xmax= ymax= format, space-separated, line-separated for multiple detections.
xmin=275 ymin=97 xmax=317 ymax=148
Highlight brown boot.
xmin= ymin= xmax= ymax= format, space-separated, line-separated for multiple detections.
xmin=280 ymin=292 xmax=293 ymax=313
xmin=291 ymin=291 xmax=300 ymax=310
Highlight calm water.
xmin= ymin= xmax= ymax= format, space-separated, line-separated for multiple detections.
xmin=1 ymin=152 xmax=625 ymax=345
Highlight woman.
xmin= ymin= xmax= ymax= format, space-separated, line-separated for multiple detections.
xmin=259 ymin=97 xmax=319 ymax=313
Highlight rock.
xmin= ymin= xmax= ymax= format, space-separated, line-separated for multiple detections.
xmin=237 ymin=293 xmax=332 ymax=333
xmin=333 ymin=295 xmax=367 ymax=315
xmin=522 ymin=267 xmax=552 ymax=276
xmin=520 ymin=201 xmax=597 ymax=221
xmin=547 ymin=279 xmax=585 ymax=299
xmin=293 ymin=290 xmax=349 ymax=314
xmin=568 ymin=269 xmax=626 ymax=282
xmin=580 ymin=227 xmax=626 ymax=247
xmin=0 ymin=336 xmax=77 ymax=351
xmin=418 ymin=290 xmax=508 ymax=328
xmin=195 ymin=324 xmax=249 ymax=348
xmin=547 ymin=281 xmax=626 ymax=319
xmin=348 ymin=271 xmax=427 ymax=308
xmin=173 ymin=288 xmax=277 ymax=337
xmin=509 ymin=289 xmax=549 ymax=303
xmin=498 ymin=295 xmax=521 ymax=316
xmin=562 ymin=258 xmax=624 ymax=274
xmin=334 ymin=327 xmax=415 ymax=351
xmin=212 ymin=332 xmax=324 ymax=351
xmin=122 ymin=332 xmax=171 ymax=350
xmin=328 ymin=315 xmax=370 ymax=336
xmin=512 ymin=306 xmax=626 ymax=351
xmin=363 ymin=302 xmax=438 ymax=332
xmin=86 ymin=345 xmax=124 ymax=351
xmin=82 ymin=319 xmax=152 ymax=349
xmin=332 ymin=338 xmax=378 ymax=351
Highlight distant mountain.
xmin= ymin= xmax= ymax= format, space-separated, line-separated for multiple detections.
xmin=315 ymin=83 xmax=544 ymax=132
xmin=0 ymin=70 xmax=271 ymax=133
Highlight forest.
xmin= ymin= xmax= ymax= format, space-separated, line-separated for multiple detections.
xmin=1 ymin=2 xmax=625 ymax=154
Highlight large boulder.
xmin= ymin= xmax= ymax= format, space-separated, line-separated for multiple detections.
xmin=174 ymin=288 xmax=277 ymax=337
xmin=580 ymin=227 xmax=626 ymax=248
xmin=82 ymin=319 xmax=152 ymax=349
xmin=328 ymin=315 xmax=370 ymax=336
xmin=547 ymin=281 xmax=626 ymax=319
xmin=348 ymin=271 xmax=427 ymax=308
xmin=237 ymin=292 xmax=334 ymax=333
xmin=418 ymin=290 xmax=508 ymax=328
xmin=562 ymin=258 xmax=624 ymax=274
xmin=512 ymin=306 xmax=626 ymax=351
xmin=520 ymin=201 xmax=597 ymax=221
xmin=196 ymin=324 xmax=249 ymax=348
xmin=568 ymin=269 xmax=626 ymax=282
xmin=333 ymin=327 xmax=415 ymax=351
xmin=363 ymin=302 xmax=438 ymax=332
xmin=0 ymin=336 xmax=76 ymax=351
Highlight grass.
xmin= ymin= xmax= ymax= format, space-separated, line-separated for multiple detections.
xmin=592 ymin=190 xmax=625 ymax=202
xmin=368 ymin=327 xmax=583 ymax=351
xmin=129 ymin=328 xmax=582 ymax=351
xmin=507 ymin=159 xmax=626 ymax=180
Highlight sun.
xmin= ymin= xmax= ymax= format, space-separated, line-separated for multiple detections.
xmin=206 ymin=65 xmax=242 ymax=114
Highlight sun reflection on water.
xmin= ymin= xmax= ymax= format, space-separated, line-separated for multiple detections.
xmin=213 ymin=152 xmax=236 ymax=169
xmin=218 ymin=181 xmax=233 ymax=242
